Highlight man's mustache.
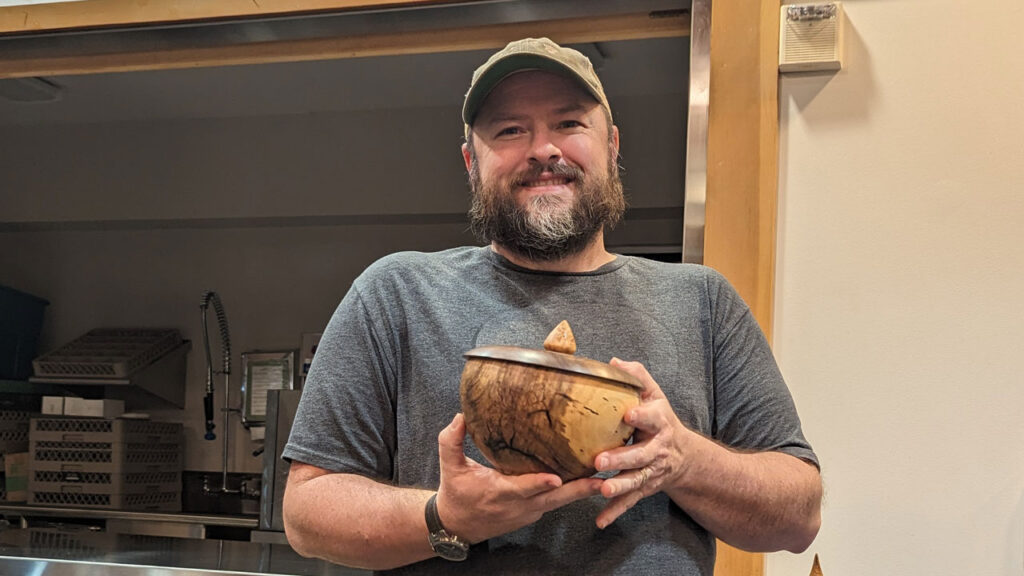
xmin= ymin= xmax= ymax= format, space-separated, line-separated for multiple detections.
xmin=510 ymin=162 xmax=583 ymax=187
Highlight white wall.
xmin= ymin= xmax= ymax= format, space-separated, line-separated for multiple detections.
xmin=771 ymin=1 xmax=1024 ymax=575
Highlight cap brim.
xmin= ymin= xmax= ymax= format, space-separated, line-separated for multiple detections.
xmin=462 ymin=53 xmax=599 ymax=126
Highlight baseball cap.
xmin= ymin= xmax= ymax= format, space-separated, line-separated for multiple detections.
xmin=462 ymin=37 xmax=611 ymax=131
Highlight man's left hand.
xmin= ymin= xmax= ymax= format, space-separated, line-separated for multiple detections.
xmin=593 ymin=358 xmax=695 ymax=529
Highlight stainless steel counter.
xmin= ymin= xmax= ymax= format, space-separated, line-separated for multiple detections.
xmin=0 ymin=529 xmax=369 ymax=575
xmin=0 ymin=504 xmax=259 ymax=528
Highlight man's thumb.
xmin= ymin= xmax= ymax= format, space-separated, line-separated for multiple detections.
xmin=437 ymin=412 xmax=467 ymax=466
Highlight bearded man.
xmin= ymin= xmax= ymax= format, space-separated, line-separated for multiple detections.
xmin=282 ymin=38 xmax=822 ymax=576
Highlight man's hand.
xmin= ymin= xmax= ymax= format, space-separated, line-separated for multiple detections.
xmin=436 ymin=413 xmax=604 ymax=543
xmin=590 ymin=358 xmax=822 ymax=552
xmin=592 ymin=358 xmax=695 ymax=529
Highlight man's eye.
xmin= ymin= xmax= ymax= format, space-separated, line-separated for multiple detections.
xmin=559 ymin=120 xmax=584 ymax=129
xmin=496 ymin=127 xmax=523 ymax=137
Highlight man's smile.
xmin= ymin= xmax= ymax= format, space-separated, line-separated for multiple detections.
xmin=516 ymin=170 xmax=577 ymax=195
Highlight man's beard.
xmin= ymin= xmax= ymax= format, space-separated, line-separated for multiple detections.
xmin=467 ymin=151 xmax=626 ymax=263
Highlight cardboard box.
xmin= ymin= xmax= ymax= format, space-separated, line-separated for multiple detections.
xmin=63 ymin=398 xmax=125 ymax=418
xmin=41 ymin=396 xmax=65 ymax=415
xmin=4 ymin=451 xmax=28 ymax=501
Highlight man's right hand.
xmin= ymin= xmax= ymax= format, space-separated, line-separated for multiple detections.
xmin=435 ymin=413 xmax=604 ymax=544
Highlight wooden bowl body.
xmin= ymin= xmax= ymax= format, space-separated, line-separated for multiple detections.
xmin=460 ymin=357 xmax=640 ymax=480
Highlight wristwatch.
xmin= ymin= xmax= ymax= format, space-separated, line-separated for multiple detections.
xmin=425 ymin=493 xmax=470 ymax=561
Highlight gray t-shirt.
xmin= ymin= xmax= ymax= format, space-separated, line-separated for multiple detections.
xmin=283 ymin=246 xmax=817 ymax=575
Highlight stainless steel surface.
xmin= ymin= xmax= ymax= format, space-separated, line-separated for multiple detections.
xmin=250 ymin=530 xmax=290 ymax=545
xmin=106 ymin=518 xmax=206 ymax=539
xmin=463 ymin=346 xmax=644 ymax=389
xmin=0 ymin=504 xmax=258 ymax=528
xmin=260 ymin=390 xmax=302 ymax=533
xmin=0 ymin=0 xmax=687 ymax=74
xmin=0 ymin=529 xmax=367 ymax=575
xmin=682 ymin=0 xmax=710 ymax=264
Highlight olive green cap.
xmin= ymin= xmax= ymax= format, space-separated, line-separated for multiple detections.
xmin=462 ymin=37 xmax=611 ymax=134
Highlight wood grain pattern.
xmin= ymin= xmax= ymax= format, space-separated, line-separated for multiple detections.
xmin=460 ymin=358 xmax=639 ymax=481
xmin=543 ymin=320 xmax=577 ymax=355
xmin=0 ymin=0 xmax=469 ymax=35
xmin=706 ymin=1 xmax=780 ymax=576
xmin=0 ymin=11 xmax=688 ymax=79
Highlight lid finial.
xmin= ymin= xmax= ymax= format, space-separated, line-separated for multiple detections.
xmin=543 ymin=320 xmax=577 ymax=355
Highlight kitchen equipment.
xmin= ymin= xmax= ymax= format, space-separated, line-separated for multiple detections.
xmin=258 ymin=388 xmax=301 ymax=535
xmin=29 ymin=330 xmax=190 ymax=409
xmin=460 ymin=321 xmax=643 ymax=481
xmin=27 ymin=417 xmax=183 ymax=511
xmin=199 ymin=292 xmax=231 ymax=442
xmin=240 ymin=350 xmax=295 ymax=428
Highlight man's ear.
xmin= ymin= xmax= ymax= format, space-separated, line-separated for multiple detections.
xmin=461 ymin=142 xmax=472 ymax=173
xmin=611 ymin=125 xmax=620 ymax=157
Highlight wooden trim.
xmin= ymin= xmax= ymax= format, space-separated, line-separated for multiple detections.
xmin=715 ymin=542 xmax=767 ymax=576
xmin=0 ymin=11 xmax=688 ymax=79
xmin=705 ymin=0 xmax=780 ymax=338
xmin=706 ymin=1 xmax=780 ymax=575
xmin=0 ymin=0 xmax=468 ymax=35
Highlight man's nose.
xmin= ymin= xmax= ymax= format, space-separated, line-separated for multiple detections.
xmin=528 ymin=130 xmax=562 ymax=163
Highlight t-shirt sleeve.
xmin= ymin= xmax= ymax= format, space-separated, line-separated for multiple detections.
xmin=281 ymin=275 xmax=398 ymax=480
xmin=705 ymin=269 xmax=819 ymax=469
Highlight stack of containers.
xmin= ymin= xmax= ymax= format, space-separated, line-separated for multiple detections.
xmin=27 ymin=417 xmax=183 ymax=511
xmin=1 ymin=409 xmax=32 ymax=501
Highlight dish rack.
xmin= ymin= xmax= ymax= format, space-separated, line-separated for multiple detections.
xmin=0 ymin=409 xmax=31 ymax=453
xmin=32 ymin=328 xmax=181 ymax=379
xmin=29 ymin=329 xmax=189 ymax=409
xmin=1 ymin=410 xmax=32 ymax=502
xmin=27 ymin=417 xmax=183 ymax=511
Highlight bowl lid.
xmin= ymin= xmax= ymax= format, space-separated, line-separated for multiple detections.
xmin=463 ymin=345 xmax=644 ymax=390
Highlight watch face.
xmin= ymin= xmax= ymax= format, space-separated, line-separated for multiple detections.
xmin=432 ymin=538 xmax=469 ymax=561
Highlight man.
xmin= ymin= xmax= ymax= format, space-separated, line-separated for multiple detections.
xmin=282 ymin=38 xmax=822 ymax=575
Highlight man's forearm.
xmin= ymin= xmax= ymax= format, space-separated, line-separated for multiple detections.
xmin=665 ymin=437 xmax=822 ymax=553
xmin=284 ymin=469 xmax=436 ymax=570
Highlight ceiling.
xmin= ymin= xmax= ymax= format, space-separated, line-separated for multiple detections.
xmin=0 ymin=36 xmax=688 ymax=126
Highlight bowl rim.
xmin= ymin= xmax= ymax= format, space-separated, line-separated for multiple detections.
xmin=463 ymin=345 xmax=644 ymax=390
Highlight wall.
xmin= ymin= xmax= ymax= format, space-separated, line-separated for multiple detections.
xmin=0 ymin=92 xmax=685 ymax=473
xmin=770 ymin=1 xmax=1024 ymax=575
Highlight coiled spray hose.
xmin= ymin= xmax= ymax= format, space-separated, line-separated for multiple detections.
xmin=200 ymin=291 xmax=231 ymax=441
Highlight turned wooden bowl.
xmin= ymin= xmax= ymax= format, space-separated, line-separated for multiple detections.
xmin=459 ymin=322 xmax=643 ymax=481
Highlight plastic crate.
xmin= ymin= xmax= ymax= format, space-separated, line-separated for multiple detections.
xmin=1 ymin=409 xmax=31 ymax=453
xmin=0 ymin=285 xmax=49 ymax=380
xmin=29 ymin=417 xmax=183 ymax=475
xmin=0 ymin=427 xmax=29 ymax=454
xmin=28 ymin=489 xmax=181 ymax=511
xmin=30 ymin=469 xmax=181 ymax=495
xmin=32 ymin=328 xmax=181 ymax=379
xmin=30 ymin=417 xmax=182 ymax=444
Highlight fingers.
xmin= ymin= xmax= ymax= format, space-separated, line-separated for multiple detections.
xmin=596 ymin=488 xmax=645 ymax=529
xmin=595 ymin=466 xmax=655 ymax=529
xmin=600 ymin=463 xmax=657 ymax=499
xmin=437 ymin=413 xmax=467 ymax=471
xmin=534 ymin=477 xmax=604 ymax=510
xmin=507 ymin=472 xmax=564 ymax=498
xmin=610 ymin=357 xmax=665 ymax=401
xmin=596 ymin=441 xmax=650 ymax=473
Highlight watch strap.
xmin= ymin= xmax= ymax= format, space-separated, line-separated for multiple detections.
xmin=425 ymin=493 xmax=470 ymax=561
xmin=425 ymin=493 xmax=445 ymax=534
